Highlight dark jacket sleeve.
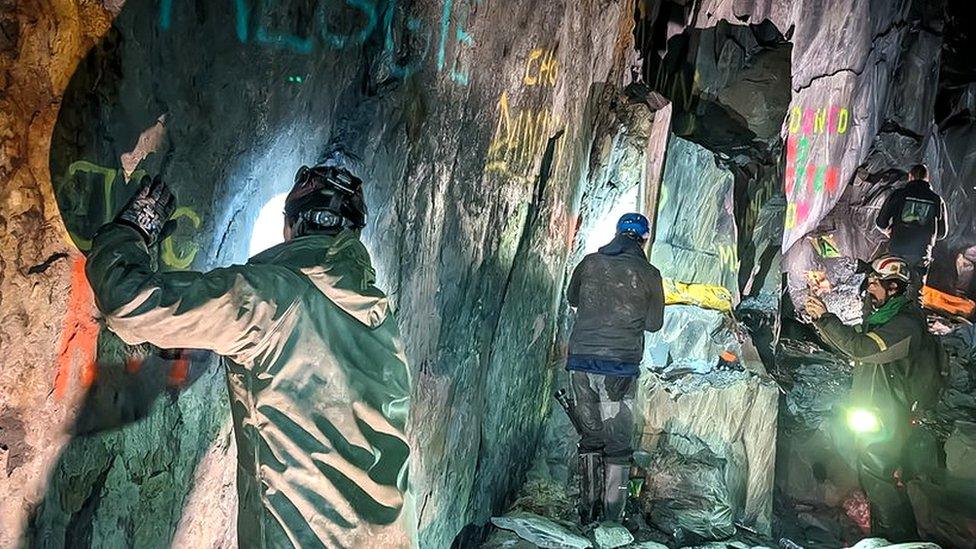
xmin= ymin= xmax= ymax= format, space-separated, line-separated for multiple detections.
xmin=876 ymin=189 xmax=902 ymax=230
xmin=644 ymin=266 xmax=665 ymax=332
xmin=567 ymin=256 xmax=586 ymax=307
xmin=813 ymin=313 xmax=913 ymax=364
xmin=85 ymin=222 xmax=286 ymax=359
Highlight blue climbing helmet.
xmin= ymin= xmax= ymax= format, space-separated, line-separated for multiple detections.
xmin=616 ymin=213 xmax=650 ymax=240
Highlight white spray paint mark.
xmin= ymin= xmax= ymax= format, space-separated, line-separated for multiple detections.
xmin=120 ymin=114 xmax=167 ymax=182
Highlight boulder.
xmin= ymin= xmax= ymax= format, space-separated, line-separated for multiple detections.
xmin=592 ymin=522 xmax=634 ymax=549
xmin=489 ymin=513 xmax=592 ymax=549
xmin=637 ymin=367 xmax=778 ymax=534
xmin=945 ymin=421 xmax=976 ymax=480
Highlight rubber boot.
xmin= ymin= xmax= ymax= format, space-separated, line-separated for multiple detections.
xmin=578 ymin=452 xmax=603 ymax=524
xmin=602 ymin=462 xmax=629 ymax=523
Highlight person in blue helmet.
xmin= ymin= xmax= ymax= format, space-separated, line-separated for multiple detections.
xmin=565 ymin=212 xmax=665 ymax=525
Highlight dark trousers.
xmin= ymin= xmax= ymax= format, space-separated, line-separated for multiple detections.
xmin=570 ymin=371 xmax=637 ymax=465
xmin=856 ymin=410 xmax=918 ymax=541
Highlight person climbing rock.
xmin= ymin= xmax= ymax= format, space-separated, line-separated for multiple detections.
xmin=876 ymin=163 xmax=948 ymax=286
xmin=565 ymin=212 xmax=665 ymax=526
xmin=804 ymin=255 xmax=945 ymax=542
xmin=84 ymin=166 xmax=415 ymax=548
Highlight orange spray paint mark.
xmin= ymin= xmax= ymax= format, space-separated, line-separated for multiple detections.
xmin=53 ymin=256 xmax=99 ymax=399
xmin=125 ymin=356 xmax=142 ymax=374
xmin=167 ymin=352 xmax=189 ymax=387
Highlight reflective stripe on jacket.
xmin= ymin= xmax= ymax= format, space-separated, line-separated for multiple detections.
xmin=813 ymin=303 xmax=944 ymax=417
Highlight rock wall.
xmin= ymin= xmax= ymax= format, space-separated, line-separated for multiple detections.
xmin=1 ymin=0 xmax=647 ymax=547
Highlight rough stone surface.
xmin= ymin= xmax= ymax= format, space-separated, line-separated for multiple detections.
xmin=490 ymin=513 xmax=592 ymax=549
xmin=5 ymin=0 xmax=976 ymax=547
xmin=637 ymin=367 xmax=778 ymax=535
xmin=591 ymin=522 xmax=634 ymax=549
xmin=945 ymin=420 xmax=976 ymax=480
xmin=651 ymin=136 xmax=738 ymax=293
xmin=2 ymin=0 xmax=646 ymax=547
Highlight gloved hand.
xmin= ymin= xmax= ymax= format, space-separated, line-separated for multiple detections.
xmin=115 ymin=175 xmax=176 ymax=245
xmin=804 ymin=295 xmax=828 ymax=320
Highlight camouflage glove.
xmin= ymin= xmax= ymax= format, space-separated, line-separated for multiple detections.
xmin=115 ymin=175 xmax=176 ymax=246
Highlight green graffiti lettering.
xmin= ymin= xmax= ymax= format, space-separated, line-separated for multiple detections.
xmin=68 ymin=161 xmax=118 ymax=223
xmin=161 ymin=207 xmax=203 ymax=269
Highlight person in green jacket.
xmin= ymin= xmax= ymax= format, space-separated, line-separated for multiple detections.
xmin=85 ymin=165 xmax=416 ymax=548
xmin=804 ymin=255 xmax=943 ymax=541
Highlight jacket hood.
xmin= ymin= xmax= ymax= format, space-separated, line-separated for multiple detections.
xmin=249 ymin=230 xmax=389 ymax=328
xmin=598 ymin=234 xmax=647 ymax=258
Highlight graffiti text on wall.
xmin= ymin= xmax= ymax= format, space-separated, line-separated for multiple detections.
xmin=158 ymin=0 xmax=478 ymax=84
xmin=485 ymin=48 xmax=565 ymax=181
xmin=783 ymin=105 xmax=849 ymax=230
xmin=60 ymin=160 xmax=202 ymax=270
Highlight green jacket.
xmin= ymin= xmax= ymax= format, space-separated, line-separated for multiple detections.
xmin=86 ymin=223 xmax=415 ymax=548
xmin=813 ymin=300 xmax=944 ymax=420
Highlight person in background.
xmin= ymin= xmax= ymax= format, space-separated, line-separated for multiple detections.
xmin=954 ymin=244 xmax=976 ymax=297
xmin=565 ymin=212 xmax=665 ymax=526
xmin=876 ymin=163 xmax=948 ymax=288
xmin=85 ymin=165 xmax=415 ymax=548
xmin=804 ymin=256 xmax=944 ymax=542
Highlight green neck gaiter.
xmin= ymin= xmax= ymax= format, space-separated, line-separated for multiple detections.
xmin=866 ymin=295 xmax=909 ymax=326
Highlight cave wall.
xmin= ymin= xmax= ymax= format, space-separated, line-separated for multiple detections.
xmin=0 ymin=0 xmax=644 ymax=547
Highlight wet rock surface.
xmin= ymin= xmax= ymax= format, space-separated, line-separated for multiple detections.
xmin=3 ymin=0 xmax=976 ymax=548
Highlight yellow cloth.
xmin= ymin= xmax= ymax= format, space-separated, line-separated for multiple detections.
xmin=663 ymin=279 xmax=733 ymax=313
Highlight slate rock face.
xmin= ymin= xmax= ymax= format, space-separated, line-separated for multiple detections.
xmin=5 ymin=1 xmax=976 ymax=548
xmin=651 ymin=136 xmax=738 ymax=293
xmin=637 ymin=369 xmax=779 ymax=535
xmin=3 ymin=0 xmax=647 ymax=547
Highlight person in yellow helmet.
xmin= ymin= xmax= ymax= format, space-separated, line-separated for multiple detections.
xmin=804 ymin=255 xmax=944 ymax=541
xmin=85 ymin=166 xmax=415 ymax=548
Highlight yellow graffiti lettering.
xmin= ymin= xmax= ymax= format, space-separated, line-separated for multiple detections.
xmin=718 ymin=244 xmax=738 ymax=272
xmin=837 ymin=108 xmax=849 ymax=134
xmin=785 ymin=202 xmax=797 ymax=229
xmin=523 ymin=49 xmax=543 ymax=86
xmin=789 ymin=106 xmax=802 ymax=134
xmin=485 ymin=93 xmax=562 ymax=177
xmin=814 ymin=108 xmax=827 ymax=134
xmin=161 ymin=207 xmax=202 ymax=270
xmin=523 ymin=48 xmax=558 ymax=87
xmin=539 ymin=50 xmax=558 ymax=86
xmin=487 ymin=91 xmax=513 ymax=160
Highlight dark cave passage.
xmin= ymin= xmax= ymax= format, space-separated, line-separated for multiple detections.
xmin=2 ymin=1 xmax=976 ymax=548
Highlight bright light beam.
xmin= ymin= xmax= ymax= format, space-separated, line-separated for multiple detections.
xmin=249 ymin=193 xmax=288 ymax=257
xmin=846 ymin=408 xmax=882 ymax=434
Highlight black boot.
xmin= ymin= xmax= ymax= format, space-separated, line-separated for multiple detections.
xmin=578 ymin=452 xmax=603 ymax=524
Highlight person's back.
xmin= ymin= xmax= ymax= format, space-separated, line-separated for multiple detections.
xmin=231 ymin=232 xmax=413 ymax=548
xmin=877 ymin=165 xmax=948 ymax=266
xmin=567 ymin=236 xmax=663 ymax=370
xmin=564 ymin=213 xmax=664 ymax=527
xmin=84 ymin=166 xmax=416 ymax=548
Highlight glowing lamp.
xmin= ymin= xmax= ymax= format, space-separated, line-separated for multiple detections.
xmin=846 ymin=408 xmax=882 ymax=434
